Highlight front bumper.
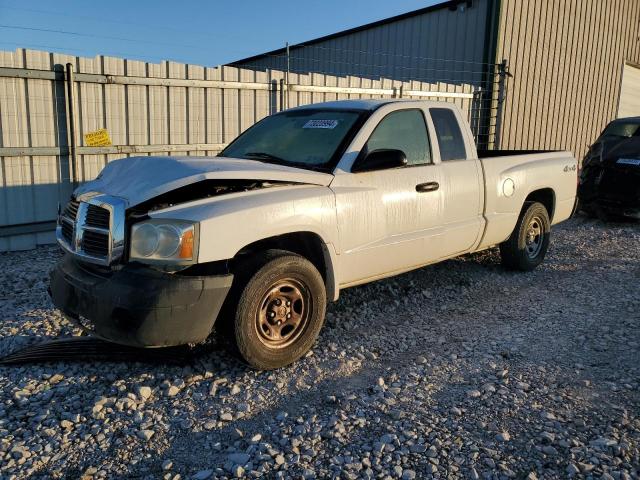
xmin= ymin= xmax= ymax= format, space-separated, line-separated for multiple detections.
xmin=578 ymin=166 xmax=640 ymax=218
xmin=49 ymin=255 xmax=233 ymax=347
xmin=596 ymin=200 xmax=640 ymax=219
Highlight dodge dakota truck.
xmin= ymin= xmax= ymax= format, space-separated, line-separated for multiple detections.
xmin=50 ymin=99 xmax=577 ymax=369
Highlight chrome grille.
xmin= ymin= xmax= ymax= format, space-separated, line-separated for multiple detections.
xmin=82 ymin=230 xmax=110 ymax=257
xmin=56 ymin=194 xmax=127 ymax=266
xmin=59 ymin=199 xmax=79 ymax=245
xmin=64 ymin=200 xmax=80 ymax=219
xmin=85 ymin=204 xmax=110 ymax=229
xmin=60 ymin=220 xmax=74 ymax=244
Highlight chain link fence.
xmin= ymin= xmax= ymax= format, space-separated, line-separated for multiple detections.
xmin=235 ymin=44 xmax=510 ymax=149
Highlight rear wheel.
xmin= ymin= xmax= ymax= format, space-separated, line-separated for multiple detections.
xmin=499 ymin=202 xmax=550 ymax=271
xmin=233 ymin=250 xmax=326 ymax=370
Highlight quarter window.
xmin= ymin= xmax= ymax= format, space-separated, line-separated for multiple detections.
xmin=430 ymin=108 xmax=467 ymax=161
xmin=365 ymin=109 xmax=432 ymax=166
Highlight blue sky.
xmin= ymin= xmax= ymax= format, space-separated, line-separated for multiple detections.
xmin=0 ymin=0 xmax=438 ymax=66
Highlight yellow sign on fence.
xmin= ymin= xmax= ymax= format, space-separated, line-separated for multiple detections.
xmin=83 ymin=129 xmax=112 ymax=147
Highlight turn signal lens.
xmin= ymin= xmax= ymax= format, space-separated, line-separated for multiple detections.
xmin=179 ymin=229 xmax=194 ymax=259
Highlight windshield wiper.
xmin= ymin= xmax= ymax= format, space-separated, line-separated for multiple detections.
xmin=243 ymin=152 xmax=327 ymax=172
xmin=244 ymin=152 xmax=288 ymax=164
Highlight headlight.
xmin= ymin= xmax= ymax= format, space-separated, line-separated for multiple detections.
xmin=130 ymin=220 xmax=198 ymax=265
xmin=582 ymin=143 xmax=604 ymax=168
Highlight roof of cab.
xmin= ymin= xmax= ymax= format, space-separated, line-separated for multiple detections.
xmin=611 ymin=116 xmax=640 ymax=123
xmin=287 ymin=99 xmax=399 ymax=112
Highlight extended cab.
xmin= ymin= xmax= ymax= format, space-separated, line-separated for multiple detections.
xmin=49 ymin=100 xmax=577 ymax=369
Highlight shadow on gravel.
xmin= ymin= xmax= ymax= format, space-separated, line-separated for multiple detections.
xmin=0 ymin=336 xmax=219 ymax=366
xmin=127 ymin=358 xmax=401 ymax=478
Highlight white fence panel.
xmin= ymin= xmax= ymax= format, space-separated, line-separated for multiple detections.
xmin=0 ymin=48 xmax=479 ymax=251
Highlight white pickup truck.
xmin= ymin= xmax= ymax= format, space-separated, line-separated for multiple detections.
xmin=50 ymin=99 xmax=577 ymax=369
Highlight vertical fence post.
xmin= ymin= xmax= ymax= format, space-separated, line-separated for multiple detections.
xmin=279 ymin=79 xmax=286 ymax=112
xmin=470 ymin=88 xmax=482 ymax=141
xmin=493 ymin=59 xmax=510 ymax=150
xmin=65 ymin=63 xmax=78 ymax=185
xmin=284 ymin=42 xmax=290 ymax=110
xmin=285 ymin=42 xmax=290 ymax=83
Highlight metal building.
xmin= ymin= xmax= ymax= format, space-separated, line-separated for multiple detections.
xmin=232 ymin=0 xmax=640 ymax=159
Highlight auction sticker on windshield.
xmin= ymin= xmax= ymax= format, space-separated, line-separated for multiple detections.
xmin=617 ymin=158 xmax=640 ymax=166
xmin=303 ymin=119 xmax=339 ymax=129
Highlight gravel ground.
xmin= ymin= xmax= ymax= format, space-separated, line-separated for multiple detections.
xmin=0 ymin=215 xmax=639 ymax=480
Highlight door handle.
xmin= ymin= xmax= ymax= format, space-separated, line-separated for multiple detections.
xmin=416 ymin=182 xmax=439 ymax=193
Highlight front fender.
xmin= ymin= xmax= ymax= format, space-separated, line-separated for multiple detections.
xmin=148 ymin=185 xmax=341 ymax=299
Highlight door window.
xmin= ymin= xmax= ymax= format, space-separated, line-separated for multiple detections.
xmin=365 ymin=109 xmax=432 ymax=166
xmin=430 ymin=108 xmax=467 ymax=161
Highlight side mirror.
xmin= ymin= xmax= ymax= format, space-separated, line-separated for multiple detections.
xmin=351 ymin=149 xmax=408 ymax=173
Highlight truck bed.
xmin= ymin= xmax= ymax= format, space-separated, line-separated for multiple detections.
xmin=475 ymin=149 xmax=577 ymax=250
xmin=477 ymin=149 xmax=561 ymax=158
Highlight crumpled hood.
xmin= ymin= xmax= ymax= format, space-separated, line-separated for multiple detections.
xmin=74 ymin=155 xmax=334 ymax=206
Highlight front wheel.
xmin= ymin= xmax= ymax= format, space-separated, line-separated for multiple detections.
xmin=233 ymin=251 xmax=326 ymax=370
xmin=499 ymin=202 xmax=551 ymax=271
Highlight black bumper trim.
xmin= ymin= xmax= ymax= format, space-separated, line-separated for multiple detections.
xmin=49 ymin=255 xmax=233 ymax=347
xmin=586 ymin=198 xmax=640 ymax=218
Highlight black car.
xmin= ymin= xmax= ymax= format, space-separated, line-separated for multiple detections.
xmin=578 ymin=117 xmax=640 ymax=220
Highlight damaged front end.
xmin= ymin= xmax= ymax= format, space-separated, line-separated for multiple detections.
xmin=129 ymin=179 xmax=295 ymax=216
xmin=48 ymin=150 xmax=334 ymax=347
xmin=49 ymin=179 xmax=296 ymax=347
xmin=579 ymin=138 xmax=640 ymax=219
xmin=49 ymin=254 xmax=233 ymax=347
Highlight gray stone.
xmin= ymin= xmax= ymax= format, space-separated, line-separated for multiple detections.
xmin=402 ymin=469 xmax=416 ymax=480
xmin=566 ymin=464 xmax=580 ymax=476
xmin=380 ymin=434 xmax=395 ymax=444
xmin=228 ymin=453 xmax=250 ymax=465
xmin=137 ymin=429 xmax=154 ymax=441
xmin=192 ymin=470 xmax=212 ymax=480
xmin=589 ymin=437 xmax=617 ymax=448
xmin=539 ymin=431 xmax=555 ymax=443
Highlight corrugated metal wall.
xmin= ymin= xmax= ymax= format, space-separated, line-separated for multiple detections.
xmin=495 ymin=0 xmax=640 ymax=160
xmin=618 ymin=62 xmax=640 ymax=118
xmin=0 ymin=48 xmax=477 ymax=252
xmin=235 ymin=0 xmax=492 ymax=87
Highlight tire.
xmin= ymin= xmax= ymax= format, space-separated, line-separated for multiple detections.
xmin=232 ymin=250 xmax=326 ymax=370
xmin=499 ymin=202 xmax=551 ymax=271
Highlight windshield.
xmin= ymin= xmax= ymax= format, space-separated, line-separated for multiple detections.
xmin=601 ymin=121 xmax=640 ymax=139
xmin=219 ymin=109 xmax=364 ymax=171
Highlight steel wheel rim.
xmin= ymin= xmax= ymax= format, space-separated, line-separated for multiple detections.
xmin=255 ymin=278 xmax=310 ymax=349
xmin=525 ymin=215 xmax=544 ymax=258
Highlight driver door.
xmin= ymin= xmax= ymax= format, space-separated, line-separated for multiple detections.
xmin=331 ymin=107 xmax=445 ymax=286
